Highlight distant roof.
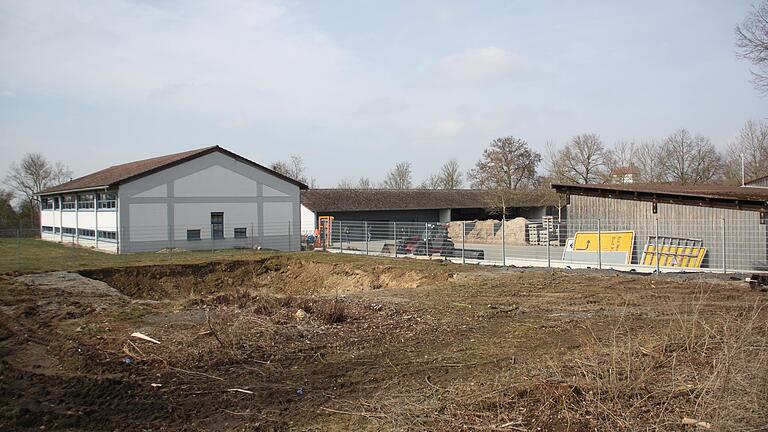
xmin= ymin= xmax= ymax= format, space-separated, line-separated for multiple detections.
xmin=551 ymin=182 xmax=768 ymax=211
xmin=39 ymin=146 xmax=308 ymax=194
xmin=610 ymin=166 xmax=640 ymax=176
xmin=301 ymin=189 xmax=559 ymax=212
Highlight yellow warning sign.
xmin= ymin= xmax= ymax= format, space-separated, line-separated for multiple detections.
xmin=569 ymin=231 xmax=635 ymax=265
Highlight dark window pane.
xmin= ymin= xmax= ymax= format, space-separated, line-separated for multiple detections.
xmin=234 ymin=227 xmax=247 ymax=239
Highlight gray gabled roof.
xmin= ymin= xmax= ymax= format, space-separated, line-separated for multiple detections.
xmin=39 ymin=146 xmax=308 ymax=195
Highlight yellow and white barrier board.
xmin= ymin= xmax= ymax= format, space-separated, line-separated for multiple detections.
xmin=641 ymin=244 xmax=706 ymax=268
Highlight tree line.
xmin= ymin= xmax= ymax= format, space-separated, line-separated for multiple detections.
xmin=320 ymin=120 xmax=768 ymax=191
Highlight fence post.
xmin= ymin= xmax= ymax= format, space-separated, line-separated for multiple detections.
xmin=425 ymin=222 xmax=429 ymax=259
xmin=501 ymin=218 xmax=506 ymax=267
xmin=16 ymin=228 xmax=21 ymax=272
xmin=721 ymin=217 xmax=726 ymax=274
xmin=655 ymin=218 xmax=660 ymax=275
xmin=547 ymin=229 xmax=551 ymax=268
xmin=339 ymin=220 xmax=343 ymax=253
xmin=251 ymin=222 xmax=254 ymax=249
xmin=461 ymin=220 xmax=466 ymax=265
xmin=364 ymin=221 xmax=369 ymax=255
xmin=393 ymin=221 xmax=397 ymax=258
xmin=288 ymin=220 xmax=292 ymax=252
xmin=597 ymin=219 xmax=602 ymax=270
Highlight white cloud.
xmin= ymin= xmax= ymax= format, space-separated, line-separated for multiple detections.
xmin=438 ymin=47 xmax=526 ymax=83
xmin=430 ymin=119 xmax=465 ymax=137
xmin=0 ymin=0 xmax=367 ymax=120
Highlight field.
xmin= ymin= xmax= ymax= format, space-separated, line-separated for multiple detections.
xmin=1 ymin=239 xmax=767 ymax=431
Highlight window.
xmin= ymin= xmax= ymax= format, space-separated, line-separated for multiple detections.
xmin=54 ymin=227 xmax=60 ymax=234
xmin=41 ymin=197 xmax=53 ymax=210
xmin=77 ymin=193 xmax=94 ymax=209
xmin=42 ymin=226 xmax=54 ymax=233
xmin=211 ymin=212 xmax=224 ymax=239
xmin=62 ymin=227 xmax=76 ymax=236
xmin=54 ymin=197 xmax=60 ymax=210
xmin=97 ymin=192 xmax=116 ymax=210
xmin=98 ymin=230 xmax=117 ymax=241
xmin=187 ymin=229 xmax=201 ymax=241
xmin=78 ymin=228 xmax=95 ymax=238
xmin=234 ymin=227 xmax=247 ymax=239
xmin=61 ymin=195 xmax=76 ymax=210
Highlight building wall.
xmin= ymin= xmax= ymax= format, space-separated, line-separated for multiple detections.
xmin=39 ymin=195 xmax=119 ymax=253
xmin=300 ymin=205 xmax=316 ymax=235
xmin=567 ymin=195 xmax=766 ymax=271
xmin=118 ymin=151 xmax=300 ymax=253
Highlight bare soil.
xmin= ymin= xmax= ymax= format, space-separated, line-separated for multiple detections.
xmin=1 ymin=254 xmax=766 ymax=431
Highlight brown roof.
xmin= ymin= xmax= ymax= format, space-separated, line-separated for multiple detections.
xmin=551 ymin=182 xmax=768 ymax=210
xmin=39 ymin=146 xmax=308 ymax=194
xmin=301 ymin=189 xmax=559 ymax=212
xmin=610 ymin=166 xmax=640 ymax=176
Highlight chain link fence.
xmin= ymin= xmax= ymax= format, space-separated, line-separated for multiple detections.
xmin=319 ymin=217 xmax=766 ymax=274
xmin=0 ymin=221 xmax=299 ymax=273
xmin=3 ymin=216 xmax=766 ymax=275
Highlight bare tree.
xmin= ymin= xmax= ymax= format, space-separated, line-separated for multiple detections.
xmin=634 ymin=140 xmax=666 ymax=182
xmin=724 ymin=120 xmax=768 ymax=184
xmin=468 ymin=136 xmax=541 ymax=190
xmin=419 ymin=173 xmax=442 ymax=189
xmin=356 ymin=177 xmax=372 ymax=189
xmin=382 ymin=161 xmax=412 ymax=189
xmin=548 ymin=133 xmax=611 ymax=184
xmin=4 ymin=153 xmax=72 ymax=225
xmin=337 ymin=177 xmax=355 ymax=189
xmin=270 ymin=155 xmax=308 ymax=184
xmin=609 ymin=140 xmax=636 ymax=169
xmin=736 ymin=1 xmax=768 ymax=95
xmin=439 ymin=159 xmax=463 ymax=188
xmin=659 ymin=129 xmax=723 ymax=184
xmin=420 ymin=159 xmax=464 ymax=189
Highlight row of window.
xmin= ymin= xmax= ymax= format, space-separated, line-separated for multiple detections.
xmin=78 ymin=228 xmax=95 ymax=238
xmin=186 ymin=227 xmax=248 ymax=240
xmin=41 ymin=193 xmax=117 ymax=211
xmin=42 ymin=226 xmax=117 ymax=241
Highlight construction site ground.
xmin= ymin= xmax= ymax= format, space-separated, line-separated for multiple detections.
xmin=1 ymin=243 xmax=767 ymax=431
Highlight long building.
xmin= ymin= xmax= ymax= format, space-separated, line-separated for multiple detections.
xmin=551 ymin=182 xmax=768 ymax=272
xmin=37 ymin=146 xmax=307 ymax=253
xmin=300 ymin=188 xmax=564 ymax=235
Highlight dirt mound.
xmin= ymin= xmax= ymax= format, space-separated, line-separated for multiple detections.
xmin=80 ymin=256 xmax=452 ymax=300
xmin=447 ymin=218 xmax=528 ymax=245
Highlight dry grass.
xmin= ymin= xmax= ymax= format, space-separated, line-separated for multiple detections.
xmin=322 ymin=287 xmax=768 ymax=431
xmin=553 ymin=293 xmax=768 ymax=431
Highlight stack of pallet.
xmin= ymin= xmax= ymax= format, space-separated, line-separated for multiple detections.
xmin=527 ymin=217 xmax=565 ymax=246
xmin=527 ymin=223 xmax=542 ymax=245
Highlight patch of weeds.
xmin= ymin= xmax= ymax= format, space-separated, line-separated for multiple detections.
xmin=318 ymin=298 xmax=350 ymax=324
xmin=106 ymin=304 xmax=150 ymax=322
xmin=75 ymin=322 xmax=104 ymax=337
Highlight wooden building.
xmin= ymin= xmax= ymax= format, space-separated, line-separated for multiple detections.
xmin=551 ymin=183 xmax=768 ymax=272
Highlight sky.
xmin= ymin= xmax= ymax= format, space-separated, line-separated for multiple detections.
xmin=0 ymin=0 xmax=765 ymax=188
